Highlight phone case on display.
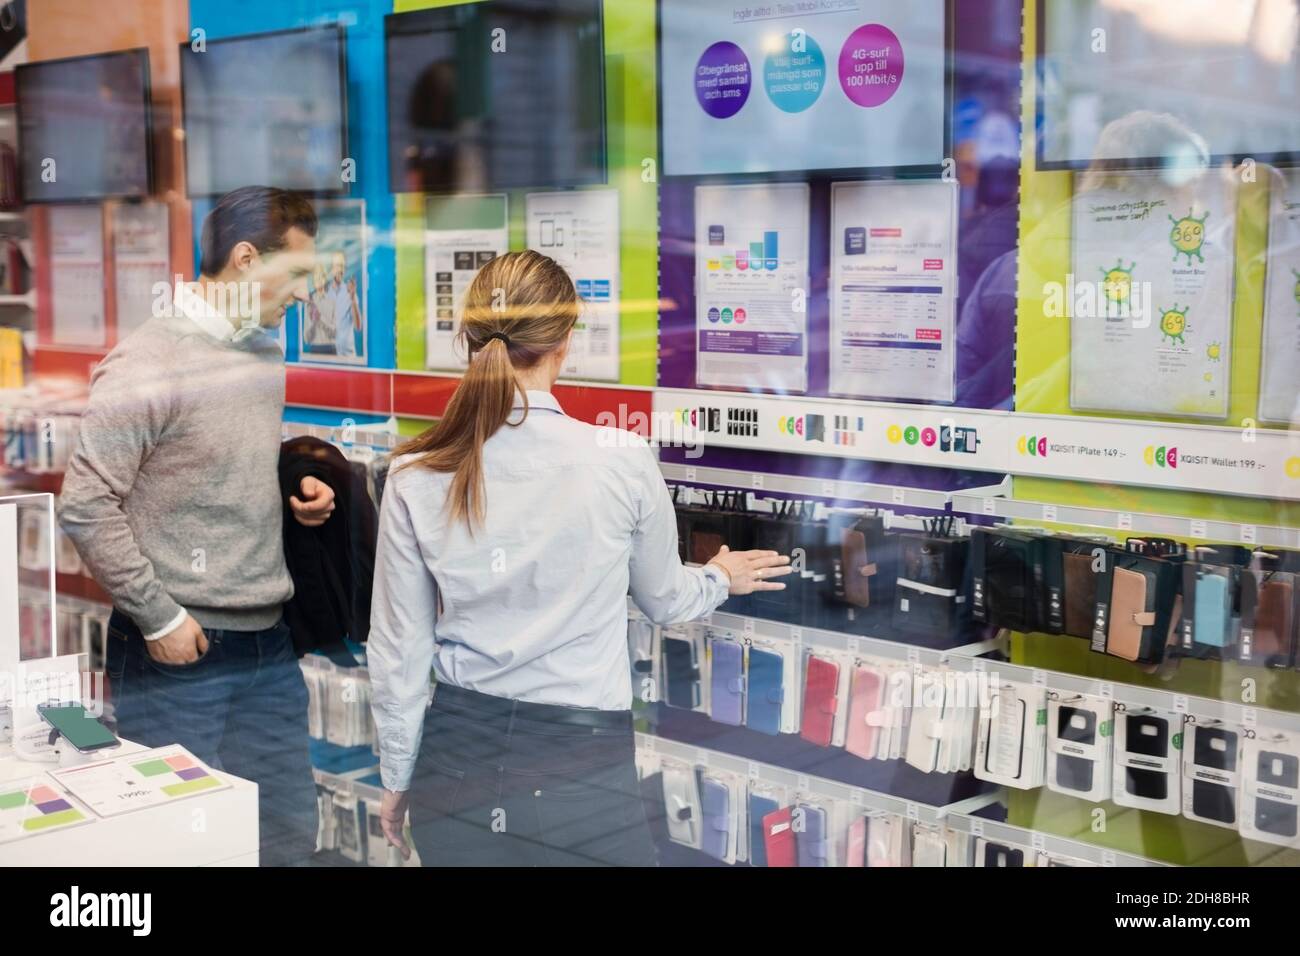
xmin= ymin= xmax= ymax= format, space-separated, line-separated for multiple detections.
xmin=709 ymin=638 xmax=745 ymax=726
xmin=1241 ymin=736 xmax=1300 ymax=846
xmin=1046 ymin=695 xmax=1113 ymax=802
xmin=627 ymin=615 xmax=658 ymax=704
xmin=845 ymin=816 xmax=867 ymax=867
xmin=1182 ymin=723 xmax=1240 ymax=828
xmin=1052 ymin=538 xmax=1107 ymax=638
xmin=844 ymin=665 xmax=885 ymax=760
xmin=1240 ymin=558 xmax=1297 ymax=669
xmin=979 ymin=840 xmax=1025 ymax=867
xmin=761 ymin=806 xmax=797 ymax=867
xmin=662 ymin=634 xmax=701 ymax=710
xmin=833 ymin=513 xmax=892 ymax=615
xmin=1093 ymin=550 xmax=1182 ymax=665
xmin=795 ymin=803 xmax=829 ymax=867
xmin=700 ymin=776 xmax=732 ymax=862
xmin=1113 ymin=711 xmax=1178 ymax=810
xmin=749 ymin=506 xmax=803 ymax=623
xmin=745 ymin=647 xmax=785 ymax=736
xmin=800 ymin=654 xmax=840 ymax=747
xmin=748 ymin=791 xmax=780 ymax=866
xmin=662 ymin=764 xmax=703 ymax=848
xmin=892 ymin=533 xmax=969 ymax=640
xmin=1178 ymin=547 xmax=1249 ymax=661
xmin=970 ymin=528 xmax=1041 ymax=632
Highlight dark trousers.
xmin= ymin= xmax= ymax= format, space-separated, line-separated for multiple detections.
xmin=408 ymin=684 xmax=656 ymax=867
xmin=106 ymin=612 xmax=318 ymax=867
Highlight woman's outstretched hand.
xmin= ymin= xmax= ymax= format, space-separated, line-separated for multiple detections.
xmin=706 ymin=546 xmax=794 ymax=596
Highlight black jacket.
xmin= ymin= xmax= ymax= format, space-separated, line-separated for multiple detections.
xmin=278 ymin=437 xmax=378 ymax=662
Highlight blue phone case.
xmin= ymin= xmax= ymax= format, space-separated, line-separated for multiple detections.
xmin=1194 ymin=572 xmax=1230 ymax=647
xmin=745 ymin=647 xmax=784 ymax=735
xmin=795 ymin=803 xmax=829 ymax=867
xmin=748 ymin=792 xmax=779 ymax=867
xmin=710 ymin=640 xmax=745 ymax=726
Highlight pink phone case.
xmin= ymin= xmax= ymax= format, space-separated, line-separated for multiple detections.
xmin=844 ymin=666 xmax=884 ymax=760
xmin=846 ymin=816 xmax=867 ymax=867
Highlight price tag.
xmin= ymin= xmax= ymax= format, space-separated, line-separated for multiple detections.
xmin=1190 ymin=519 xmax=1207 ymax=539
xmin=907 ymin=647 xmax=920 ymax=665
xmin=685 ymin=466 xmax=697 ymax=483
xmin=1032 ymin=669 xmax=1048 ymax=687
xmin=906 ymin=802 xmax=920 ymax=821
xmin=1242 ymin=707 xmax=1257 ymax=729
xmin=983 ymin=498 xmax=997 ymax=516
xmin=696 ymin=749 xmax=710 ymax=767
xmin=846 ymin=637 xmax=860 ymax=655
xmin=1240 ymin=524 xmax=1257 ymax=545
xmin=790 ymin=627 xmax=803 ymax=644
xmin=892 ymin=487 xmax=906 ymax=505
xmin=1117 ymin=513 xmax=1133 ymax=531
xmin=1042 ymin=505 xmax=1058 ymax=523
xmin=796 ymin=775 xmax=811 ymax=793
xmin=821 ymin=481 xmax=836 ymax=499
xmin=743 ymin=617 xmax=755 ymax=635
xmin=973 ymin=658 xmax=987 ymax=673
xmin=747 ymin=761 xmax=760 ymax=782
xmin=1031 ymin=832 xmax=1046 ymax=852
xmin=970 ymin=818 xmax=984 ymax=837
xmin=1097 ymin=682 xmax=1114 ymax=700
xmin=1173 ymin=695 xmax=1189 ymax=714
xmin=850 ymin=789 xmax=865 ymax=807
xmin=1101 ymin=850 xmax=1117 ymax=868
xmin=751 ymin=473 xmax=765 ymax=490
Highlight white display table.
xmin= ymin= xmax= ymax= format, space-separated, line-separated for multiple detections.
xmin=0 ymin=739 xmax=259 ymax=866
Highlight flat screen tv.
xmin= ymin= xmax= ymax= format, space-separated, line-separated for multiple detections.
xmin=385 ymin=0 xmax=606 ymax=193
xmin=16 ymin=48 xmax=153 ymax=203
xmin=180 ymin=24 xmax=349 ymax=198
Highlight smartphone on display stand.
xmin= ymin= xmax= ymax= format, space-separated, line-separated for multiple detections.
xmin=36 ymin=701 xmax=120 ymax=754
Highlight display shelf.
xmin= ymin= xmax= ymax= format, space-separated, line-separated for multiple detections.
xmin=941 ymin=810 xmax=1166 ymax=867
xmin=659 ymin=460 xmax=1009 ymax=511
xmin=940 ymin=645 xmax=1300 ymax=735
xmin=637 ymin=731 xmax=1001 ymax=827
xmin=949 ymin=492 xmax=1300 ymax=549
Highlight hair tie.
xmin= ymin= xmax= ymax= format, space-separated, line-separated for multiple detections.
xmin=485 ymin=331 xmax=511 ymax=348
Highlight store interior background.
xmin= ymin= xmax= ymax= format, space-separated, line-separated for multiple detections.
xmin=3 ymin=0 xmax=1299 ymax=865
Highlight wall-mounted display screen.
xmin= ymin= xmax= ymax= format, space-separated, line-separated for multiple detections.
xmin=16 ymin=49 xmax=153 ymax=203
xmin=180 ymin=24 xmax=348 ymax=198
xmin=659 ymin=0 xmax=947 ymax=177
xmin=385 ymin=0 xmax=606 ymax=193
xmin=1038 ymin=0 xmax=1300 ymax=169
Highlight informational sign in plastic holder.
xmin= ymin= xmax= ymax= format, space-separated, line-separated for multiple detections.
xmin=0 ymin=777 xmax=93 ymax=844
xmin=694 ymin=183 xmax=811 ymax=394
xmin=1260 ymin=168 xmax=1300 ymax=424
xmin=53 ymin=745 xmax=229 ymax=818
xmin=424 ymin=194 xmax=510 ymax=372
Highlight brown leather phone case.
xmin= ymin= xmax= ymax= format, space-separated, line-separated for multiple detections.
xmin=690 ymin=530 xmax=724 ymax=565
xmin=1063 ymin=552 xmax=1098 ymax=638
xmin=841 ymin=529 xmax=878 ymax=608
xmin=1107 ymin=567 xmax=1153 ymax=662
xmin=1253 ymin=578 xmax=1295 ymax=661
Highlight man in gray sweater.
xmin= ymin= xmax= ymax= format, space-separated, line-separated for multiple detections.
xmin=60 ymin=186 xmax=337 ymax=866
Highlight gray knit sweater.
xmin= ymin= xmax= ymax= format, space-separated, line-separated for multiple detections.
xmin=59 ymin=313 xmax=293 ymax=636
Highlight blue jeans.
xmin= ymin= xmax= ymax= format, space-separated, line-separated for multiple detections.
xmin=106 ymin=613 xmax=318 ymax=867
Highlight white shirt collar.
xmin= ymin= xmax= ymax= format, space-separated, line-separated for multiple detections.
xmin=512 ymin=389 xmax=563 ymax=414
xmin=173 ymin=282 xmax=266 ymax=344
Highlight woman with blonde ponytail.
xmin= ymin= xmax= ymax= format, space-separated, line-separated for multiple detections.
xmin=368 ymin=251 xmax=791 ymax=867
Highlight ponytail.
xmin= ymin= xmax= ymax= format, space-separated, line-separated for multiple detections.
xmin=396 ymin=251 xmax=578 ymax=530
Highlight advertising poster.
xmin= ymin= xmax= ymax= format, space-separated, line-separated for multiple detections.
xmin=1070 ymin=170 xmax=1235 ymax=419
xmin=829 ymin=179 xmax=958 ymax=402
xmin=1260 ymin=168 xmax=1300 ymax=424
xmin=424 ymin=194 xmax=509 ymax=371
xmin=112 ymin=202 xmax=170 ymax=340
xmin=49 ymin=205 xmax=106 ymax=347
xmin=694 ymin=182 xmax=810 ymax=394
xmin=296 ymin=199 xmax=367 ymax=365
xmin=660 ymin=0 xmax=946 ymax=176
xmin=525 ymin=189 xmax=620 ymax=382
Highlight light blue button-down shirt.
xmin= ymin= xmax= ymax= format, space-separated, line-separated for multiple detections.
xmin=368 ymin=389 xmax=730 ymax=791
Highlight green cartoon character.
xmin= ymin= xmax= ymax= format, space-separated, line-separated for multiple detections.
xmin=1292 ymin=268 xmax=1300 ymax=308
xmin=1099 ymin=259 xmax=1136 ymax=304
xmin=1168 ymin=208 xmax=1208 ymax=264
xmin=1159 ymin=304 xmax=1189 ymax=345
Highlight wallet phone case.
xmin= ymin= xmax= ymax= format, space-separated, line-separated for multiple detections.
xmin=795 ymin=804 xmax=830 ymax=867
xmin=844 ymin=665 xmax=885 ymax=760
xmin=1193 ymin=571 xmax=1231 ymax=648
xmin=700 ymin=777 xmax=731 ymax=862
xmin=761 ymin=806 xmax=796 ymax=867
xmin=661 ymin=764 xmax=702 ymax=848
xmin=981 ymin=840 xmax=1025 ymax=867
xmin=1063 ymin=551 xmax=1101 ymax=638
xmin=1243 ymin=572 xmax=1295 ymax=667
xmin=710 ymin=639 xmax=745 ymax=726
xmin=745 ymin=647 xmax=785 ymax=735
xmin=662 ymin=635 xmax=701 ymax=710
xmin=748 ymin=792 xmax=780 ymax=866
xmin=800 ymin=655 xmax=840 ymax=747
xmin=1106 ymin=566 xmax=1154 ymax=661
